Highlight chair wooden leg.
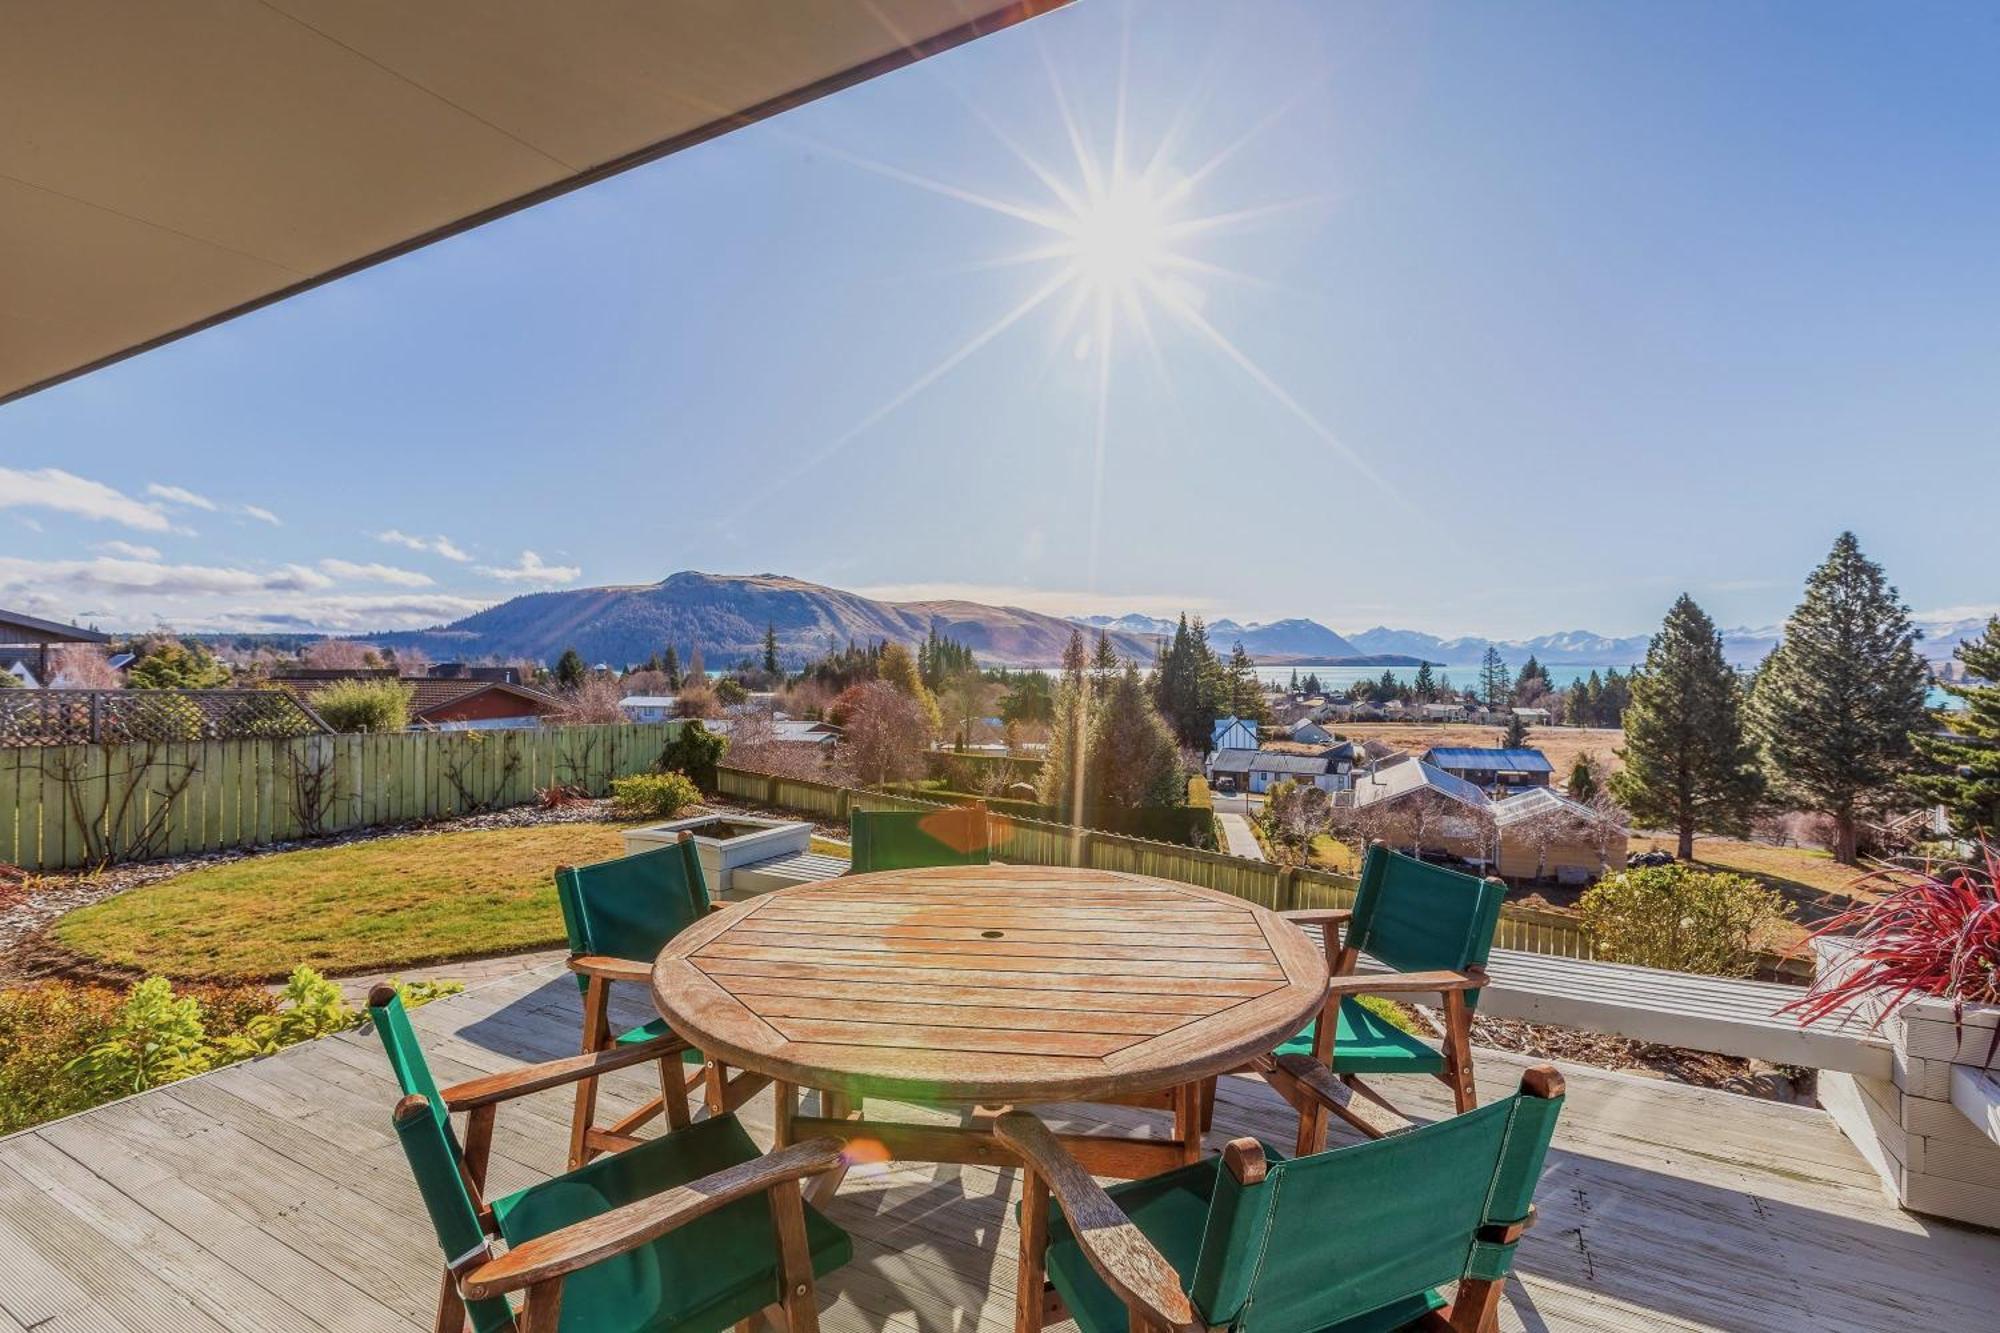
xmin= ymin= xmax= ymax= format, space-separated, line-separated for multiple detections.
xmin=770 ymin=1178 xmax=821 ymax=1333
xmin=1175 ymin=1082 xmax=1205 ymax=1164
xmin=1015 ymin=1170 xmax=1050 ymax=1333
xmin=519 ymin=1278 xmax=564 ymax=1333
xmin=432 ymin=1268 xmax=466 ymax=1333
xmin=569 ymin=977 xmax=611 ymax=1170
xmin=1442 ymin=991 xmax=1477 ymax=1114
xmin=1200 ymin=1075 xmax=1217 ymax=1133
xmin=773 ymin=1080 xmax=796 ymax=1147
xmin=1446 ymin=1276 xmax=1505 ymax=1332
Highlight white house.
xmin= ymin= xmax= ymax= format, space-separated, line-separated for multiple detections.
xmin=617 ymin=695 xmax=678 ymax=723
xmin=1208 ymin=744 xmax=1356 ymax=795
xmin=1419 ymin=701 xmax=1471 ymax=722
xmin=1211 ymin=715 xmax=1258 ymax=752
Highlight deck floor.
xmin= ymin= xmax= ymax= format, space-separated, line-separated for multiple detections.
xmin=2 ymin=963 xmax=1995 ymax=1332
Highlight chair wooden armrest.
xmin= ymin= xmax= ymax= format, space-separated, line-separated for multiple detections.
xmin=1322 ymin=967 xmax=1484 ymax=999
xmin=459 ymin=1137 xmax=845 ymax=1300
xmin=567 ymin=953 xmax=653 ymax=982
xmin=993 ymin=1112 xmax=1200 ymax=1333
xmin=1278 ymin=908 xmax=1352 ymax=927
xmin=1271 ymin=1052 xmax=1350 ymax=1115
xmin=441 ymin=1035 xmax=690 ymax=1110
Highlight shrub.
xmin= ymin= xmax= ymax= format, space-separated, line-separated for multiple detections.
xmin=611 ymin=770 xmax=703 ymax=819
xmin=1 ymin=968 xmax=459 ymax=1135
xmin=312 ymin=678 xmax=412 ymax=733
xmin=715 ymin=678 xmax=749 ymax=706
xmin=1579 ymin=865 xmax=1789 ymax=977
xmin=658 ymin=719 xmax=728 ymax=789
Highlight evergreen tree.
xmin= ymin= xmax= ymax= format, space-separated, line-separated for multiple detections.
xmin=1479 ymin=647 xmax=1512 ymax=713
xmin=1568 ymin=753 xmax=1602 ymax=804
xmin=663 ymin=645 xmax=682 ymax=691
xmin=1413 ymin=661 xmax=1437 ymax=702
xmin=1751 ymin=533 xmax=1929 ymax=863
xmin=1288 ymin=668 xmax=1300 ymax=694
xmin=1087 ymin=665 xmax=1185 ymax=808
xmin=1378 ymin=669 xmax=1399 ymax=701
xmin=1906 ymin=617 xmax=2000 ymax=837
xmin=1599 ymin=667 xmax=1632 ymax=725
xmin=1061 ymin=626 xmax=1089 ymax=681
xmin=877 ymin=641 xmax=942 ymax=734
xmin=1037 ymin=670 xmax=1090 ymax=816
xmin=1502 ymin=713 xmax=1530 ymax=749
xmin=1610 ymin=595 xmax=1763 ymax=858
xmin=762 ymin=624 xmax=780 ymax=676
xmin=1091 ymin=632 xmax=1120 ymax=699
xmin=1227 ymin=642 xmax=1266 ymax=722
xmin=554 ymin=648 xmax=587 ymax=689
xmin=125 ymin=637 xmax=229 ymax=689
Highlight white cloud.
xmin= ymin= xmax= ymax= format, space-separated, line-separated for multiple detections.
xmin=479 ymin=550 xmax=580 ymax=585
xmin=96 ymin=540 xmax=162 ymax=560
xmin=0 ymin=555 xmax=329 ymax=598
xmin=241 ymin=504 xmax=282 ymax=526
xmin=0 ymin=467 xmax=171 ymax=531
xmin=319 ymin=558 xmax=433 ymax=588
xmin=162 ymin=594 xmax=494 ymax=634
xmin=376 ymin=529 xmax=471 ymax=562
xmin=850 ymin=580 xmax=1218 ymax=619
xmin=146 ymin=483 xmax=218 ymax=512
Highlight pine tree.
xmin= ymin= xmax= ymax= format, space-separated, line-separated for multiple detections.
xmin=1227 ymin=642 xmax=1266 ymax=722
xmin=762 ymin=624 xmax=780 ymax=676
xmin=1288 ymin=668 xmax=1300 ymax=694
xmin=1036 ymin=671 xmax=1090 ymax=816
xmin=1502 ymin=713 xmax=1530 ymax=749
xmin=554 ymin=648 xmax=587 ymax=689
xmin=1568 ymin=753 xmax=1602 ymax=804
xmin=1062 ymin=626 xmax=1088 ymax=681
xmin=1378 ymin=669 xmax=1399 ymax=701
xmin=1479 ymin=647 xmax=1511 ymax=714
xmin=1091 ymin=631 xmax=1120 ymax=699
xmin=1413 ymin=661 xmax=1437 ymax=702
xmin=1905 ymin=617 xmax=2000 ymax=838
xmin=1612 ymin=596 xmax=1763 ymax=857
xmin=663 ymin=645 xmax=682 ymax=691
xmin=1751 ymin=533 xmax=1929 ymax=863
xmin=1609 ymin=596 xmax=1762 ymax=858
xmin=1087 ymin=665 xmax=1185 ymax=808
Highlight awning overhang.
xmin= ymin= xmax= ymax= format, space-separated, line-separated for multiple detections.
xmin=0 ymin=0 xmax=1069 ymax=406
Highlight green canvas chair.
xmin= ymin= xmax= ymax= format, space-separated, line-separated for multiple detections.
xmin=555 ymin=834 xmax=765 ymax=1170
xmin=369 ymin=986 xmax=852 ymax=1333
xmin=849 ymin=803 xmax=995 ymax=874
xmin=1000 ymin=1063 xmax=1565 ymax=1333
xmin=1261 ymin=843 xmax=1506 ymax=1153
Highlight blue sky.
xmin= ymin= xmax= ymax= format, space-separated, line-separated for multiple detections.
xmin=4 ymin=1 xmax=1996 ymax=640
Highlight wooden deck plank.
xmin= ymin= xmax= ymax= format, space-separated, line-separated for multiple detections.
xmin=0 ymin=961 xmax=1995 ymax=1332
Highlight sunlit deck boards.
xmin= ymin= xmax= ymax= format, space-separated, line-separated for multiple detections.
xmin=1 ymin=963 xmax=1994 ymax=1332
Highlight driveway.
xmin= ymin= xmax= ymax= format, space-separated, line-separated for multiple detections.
xmin=1215 ymin=810 xmax=1266 ymax=861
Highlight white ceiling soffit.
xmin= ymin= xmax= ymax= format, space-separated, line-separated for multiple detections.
xmin=0 ymin=0 xmax=1070 ymax=406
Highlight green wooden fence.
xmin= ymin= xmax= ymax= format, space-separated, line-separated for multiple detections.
xmin=0 ymin=722 xmax=686 ymax=870
xmin=713 ymin=765 xmax=1612 ymax=961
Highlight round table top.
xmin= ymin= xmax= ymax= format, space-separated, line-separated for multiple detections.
xmin=651 ymin=864 xmax=1329 ymax=1104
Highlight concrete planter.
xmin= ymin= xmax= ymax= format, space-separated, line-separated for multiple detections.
xmin=622 ymin=813 xmax=811 ymax=899
xmin=1814 ymin=939 xmax=2000 ymax=1228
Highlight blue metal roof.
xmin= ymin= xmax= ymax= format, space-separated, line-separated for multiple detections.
xmin=1422 ymin=747 xmax=1555 ymax=773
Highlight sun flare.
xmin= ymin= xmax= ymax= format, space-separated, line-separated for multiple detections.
xmin=1057 ymin=175 xmax=1174 ymax=297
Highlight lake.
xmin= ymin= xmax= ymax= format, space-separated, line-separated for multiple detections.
xmin=1250 ymin=661 xmax=1958 ymax=709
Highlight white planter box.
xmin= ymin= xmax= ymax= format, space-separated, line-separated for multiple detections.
xmin=1814 ymin=940 xmax=2000 ymax=1227
xmin=622 ymin=813 xmax=812 ymax=899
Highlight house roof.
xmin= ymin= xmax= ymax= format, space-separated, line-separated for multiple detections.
xmin=1248 ymin=751 xmax=1337 ymax=776
xmin=1422 ymin=746 xmax=1555 ymax=774
xmin=618 ymin=696 xmax=679 ymax=708
xmin=1 ymin=1 xmax=1070 ymax=405
xmin=277 ymin=675 xmax=561 ymax=720
xmin=0 ymin=608 xmax=113 ymax=646
xmin=1493 ymin=786 xmax=1629 ymax=832
xmin=1208 ymin=748 xmax=1257 ymax=774
xmin=1350 ymin=755 xmax=1491 ymax=811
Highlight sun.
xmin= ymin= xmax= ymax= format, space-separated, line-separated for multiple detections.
xmin=1057 ymin=174 xmax=1174 ymax=297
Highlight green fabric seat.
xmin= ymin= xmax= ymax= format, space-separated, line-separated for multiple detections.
xmin=489 ymin=1114 xmax=851 ymax=1333
xmin=1273 ymin=998 xmax=1445 ymax=1074
xmin=1037 ymin=1076 xmax=1564 ymax=1333
xmin=616 ymin=1014 xmax=705 ymax=1061
xmin=849 ymin=806 xmax=993 ymax=873
xmin=556 ymin=841 xmax=715 ymax=1057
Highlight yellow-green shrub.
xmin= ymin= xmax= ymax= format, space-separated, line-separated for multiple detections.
xmin=611 ymin=770 xmax=703 ymax=819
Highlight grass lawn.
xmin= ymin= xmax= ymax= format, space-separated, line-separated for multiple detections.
xmin=55 ymin=823 xmax=854 ymax=982
xmin=1335 ymin=722 xmax=1626 ymax=782
xmin=1626 ymin=833 xmax=1894 ymax=936
xmin=1307 ymin=835 xmax=1361 ymax=875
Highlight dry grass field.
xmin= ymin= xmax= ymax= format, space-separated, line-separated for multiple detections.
xmin=1333 ymin=722 xmax=1626 ymax=781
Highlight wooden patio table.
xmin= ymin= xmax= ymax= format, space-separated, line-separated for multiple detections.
xmin=651 ymin=863 xmax=1329 ymax=1187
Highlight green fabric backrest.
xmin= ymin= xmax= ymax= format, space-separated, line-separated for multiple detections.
xmin=1191 ymin=1086 xmax=1564 ymax=1332
xmin=554 ymin=838 xmax=710 ymax=969
xmin=850 ymin=807 xmax=993 ymax=873
xmin=370 ymin=993 xmax=516 ymax=1333
xmin=1347 ymin=844 xmax=1505 ymax=1007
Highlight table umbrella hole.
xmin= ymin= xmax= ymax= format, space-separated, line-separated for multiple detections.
xmin=980 ymin=930 xmax=1004 ymax=939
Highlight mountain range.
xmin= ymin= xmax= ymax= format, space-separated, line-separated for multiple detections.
xmin=364 ymin=570 xmax=1984 ymax=670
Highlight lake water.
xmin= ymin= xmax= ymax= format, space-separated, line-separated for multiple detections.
xmin=1250 ymin=661 xmax=1958 ymax=709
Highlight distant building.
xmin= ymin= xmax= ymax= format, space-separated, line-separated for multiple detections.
xmin=1288 ymin=719 xmax=1335 ymax=745
xmin=1491 ymin=787 xmax=1628 ymax=884
xmin=1207 ymin=743 xmax=1355 ymax=795
xmin=272 ymin=670 xmax=562 ymax=731
xmin=1419 ymin=701 xmax=1471 ymax=722
xmin=1511 ymin=706 xmax=1553 ymax=725
xmin=0 ymin=607 xmax=113 ymax=688
xmin=618 ymin=695 xmax=678 ymax=723
xmin=1422 ymin=746 xmax=1554 ymax=794
xmin=1211 ymin=715 xmax=1259 ymax=752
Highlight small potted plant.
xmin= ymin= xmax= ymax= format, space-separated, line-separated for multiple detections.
xmin=1789 ymin=844 xmax=2000 ymax=1226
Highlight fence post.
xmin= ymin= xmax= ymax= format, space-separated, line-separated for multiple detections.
xmin=1277 ymin=865 xmax=1300 ymax=912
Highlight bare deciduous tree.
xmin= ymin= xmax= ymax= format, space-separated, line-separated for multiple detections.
xmin=840 ymin=681 xmax=931 ymax=786
xmin=556 ymin=673 xmax=625 ymax=724
xmin=49 ymin=644 xmax=123 ymax=689
xmin=302 ymin=639 xmax=382 ymax=669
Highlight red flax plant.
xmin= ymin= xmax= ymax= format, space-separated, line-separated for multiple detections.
xmin=1785 ymin=843 xmax=2000 ymax=1058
